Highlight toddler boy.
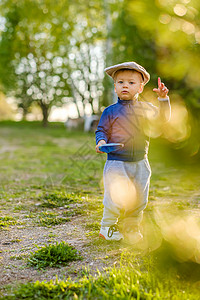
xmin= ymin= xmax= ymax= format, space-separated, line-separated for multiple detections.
xmin=95 ymin=62 xmax=171 ymax=244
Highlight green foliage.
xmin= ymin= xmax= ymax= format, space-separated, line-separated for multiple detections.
xmin=37 ymin=212 xmax=70 ymax=227
xmin=27 ymin=241 xmax=82 ymax=269
xmin=0 ymin=0 xmax=105 ymax=125
xmin=39 ymin=191 xmax=80 ymax=208
xmin=110 ymin=3 xmax=157 ymax=78
xmin=2 ymin=263 xmax=200 ymax=299
xmin=10 ymin=254 xmax=28 ymax=261
xmin=0 ymin=216 xmax=17 ymax=228
xmin=85 ymin=221 xmax=101 ymax=231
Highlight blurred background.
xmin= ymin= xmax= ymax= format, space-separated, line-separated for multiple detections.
xmin=0 ymin=0 xmax=200 ymax=160
xmin=0 ymin=1 xmax=200 ymax=285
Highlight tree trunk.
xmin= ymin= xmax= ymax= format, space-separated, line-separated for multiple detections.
xmin=74 ymin=100 xmax=81 ymax=118
xmin=22 ymin=109 xmax=28 ymax=121
xmin=40 ymin=102 xmax=49 ymax=127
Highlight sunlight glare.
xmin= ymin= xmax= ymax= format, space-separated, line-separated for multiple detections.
xmin=154 ymin=210 xmax=200 ymax=263
xmin=162 ymin=101 xmax=190 ymax=143
xmin=108 ymin=175 xmax=138 ymax=211
xmin=174 ymin=4 xmax=187 ymax=16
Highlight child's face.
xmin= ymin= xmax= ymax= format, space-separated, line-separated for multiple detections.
xmin=114 ymin=70 xmax=144 ymax=100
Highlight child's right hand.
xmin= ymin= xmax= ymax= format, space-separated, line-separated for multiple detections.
xmin=96 ymin=140 xmax=106 ymax=153
xmin=153 ymin=77 xmax=169 ymax=98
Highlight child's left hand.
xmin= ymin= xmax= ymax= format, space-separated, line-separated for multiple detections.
xmin=153 ymin=77 xmax=169 ymax=98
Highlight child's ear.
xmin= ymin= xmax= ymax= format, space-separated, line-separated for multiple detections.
xmin=114 ymin=83 xmax=116 ymax=93
xmin=138 ymin=83 xmax=144 ymax=94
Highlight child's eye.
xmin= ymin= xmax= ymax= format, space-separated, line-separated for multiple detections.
xmin=118 ymin=81 xmax=123 ymax=84
xmin=130 ymin=82 xmax=134 ymax=84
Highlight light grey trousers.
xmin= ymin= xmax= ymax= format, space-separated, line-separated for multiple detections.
xmin=101 ymin=158 xmax=151 ymax=230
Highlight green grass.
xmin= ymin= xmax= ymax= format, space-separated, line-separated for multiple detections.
xmin=0 ymin=121 xmax=200 ymax=299
xmin=1 ymin=260 xmax=200 ymax=299
xmin=0 ymin=216 xmax=18 ymax=228
xmin=27 ymin=241 xmax=82 ymax=269
xmin=38 ymin=191 xmax=81 ymax=208
xmin=36 ymin=211 xmax=70 ymax=227
xmin=85 ymin=221 xmax=101 ymax=231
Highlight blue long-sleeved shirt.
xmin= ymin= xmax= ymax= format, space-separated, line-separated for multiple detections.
xmin=96 ymin=97 xmax=170 ymax=161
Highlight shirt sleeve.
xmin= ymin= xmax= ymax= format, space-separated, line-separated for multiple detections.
xmin=158 ymin=96 xmax=171 ymax=122
xmin=141 ymin=97 xmax=171 ymax=123
xmin=95 ymin=107 xmax=112 ymax=145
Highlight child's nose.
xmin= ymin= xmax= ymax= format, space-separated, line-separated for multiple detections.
xmin=123 ymin=82 xmax=128 ymax=87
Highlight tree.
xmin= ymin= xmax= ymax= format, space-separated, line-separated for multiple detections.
xmin=0 ymin=0 xmax=107 ymax=125
xmin=126 ymin=0 xmax=200 ymax=156
xmin=101 ymin=0 xmax=157 ymax=106
xmin=0 ymin=0 xmax=76 ymax=126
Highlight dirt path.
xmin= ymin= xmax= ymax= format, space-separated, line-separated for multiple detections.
xmin=0 ymin=215 xmax=97 ymax=286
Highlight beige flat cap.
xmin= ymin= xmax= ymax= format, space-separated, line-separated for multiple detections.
xmin=104 ymin=61 xmax=150 ymax=85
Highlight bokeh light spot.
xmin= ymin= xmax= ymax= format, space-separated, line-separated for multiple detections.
xmin=174 ymin=4 xmax=187 ymax=17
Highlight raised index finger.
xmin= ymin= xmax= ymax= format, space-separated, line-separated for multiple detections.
xmin=158 ymin=77 xmax=161 ymax=88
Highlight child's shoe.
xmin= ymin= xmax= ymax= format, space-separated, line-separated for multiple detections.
xmin=99 ymin=225 xmax=123 ymax=241
xmin=124 ymin=228 xmax=143 ymax=245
